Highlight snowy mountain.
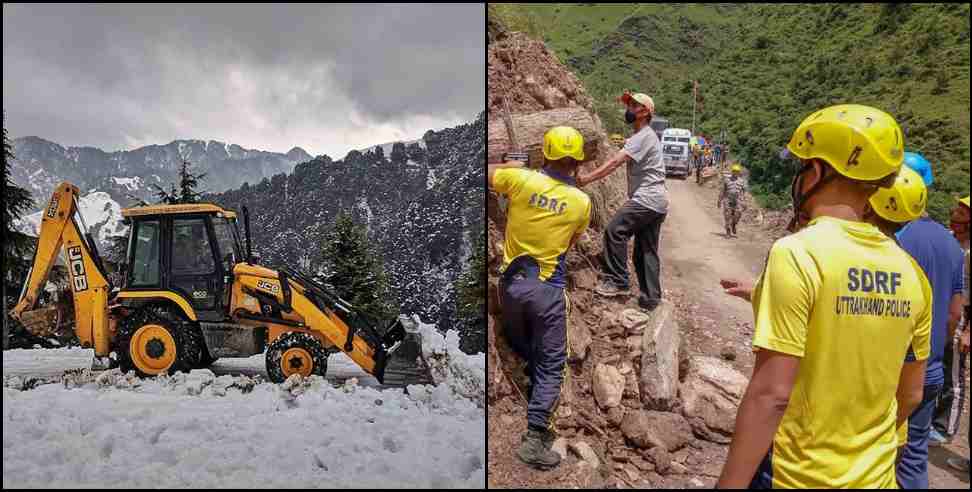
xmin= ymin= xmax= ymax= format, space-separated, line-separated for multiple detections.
xmin=13 ymin=191 xmax=127 ymax=248
xmin=212 ymin=113 xmax=485 ymax=331
xmin=9 ymin=136 xmax=312 ymax=212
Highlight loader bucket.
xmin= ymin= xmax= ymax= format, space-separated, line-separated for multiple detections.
xmin=18 ymin=306 xmax=61 ymax=337
xmin=375 ymin=317 xmax=434 ymax=386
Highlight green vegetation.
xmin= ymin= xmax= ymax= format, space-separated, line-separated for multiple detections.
xmin=455 ymin=229 xmax=486 ymax=354
xmin=318 ymin=212 xmax=399 ymax=326
xmin=494 ymin=3 xmax=970 ymax=221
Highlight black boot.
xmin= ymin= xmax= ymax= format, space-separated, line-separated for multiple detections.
xmin=517 ymin=428 xmax=561 ymax=470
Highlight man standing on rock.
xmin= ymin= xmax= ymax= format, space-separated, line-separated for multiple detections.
xmin=716 ymin=104 xmax=933 ymax=489
xmin=578 ymin=91 xmax=668 ymax=312
xmin=488 ymin=126 xmax=593 ymax=471
xmin=718 ymin=164 xmax=747 ymax=238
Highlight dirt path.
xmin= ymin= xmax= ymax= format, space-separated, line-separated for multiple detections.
xmin=660 ymin=177 xmax=775 ymax=376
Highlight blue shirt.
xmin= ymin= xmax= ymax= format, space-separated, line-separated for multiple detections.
xmin=897 ymin=218 xmax=966 ymax=386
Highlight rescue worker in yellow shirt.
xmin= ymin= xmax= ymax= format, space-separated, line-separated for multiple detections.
xmin=487 ymin=126 xmax=593 ymax=471
xmin=716 ymin=104 xmax=933 ymax=489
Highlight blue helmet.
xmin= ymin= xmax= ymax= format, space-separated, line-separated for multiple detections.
xmin=903 ymin=151 xmax=934 ymax=187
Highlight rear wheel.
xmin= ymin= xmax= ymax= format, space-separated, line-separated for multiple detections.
xmin=265 ymin=332 xmax=328 ymax=383
xmin=116 ymin=305 xmax=196 ymax=377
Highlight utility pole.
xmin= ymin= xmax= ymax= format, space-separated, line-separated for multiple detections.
xmin=692 ymin=80 xmax=697 ymax=135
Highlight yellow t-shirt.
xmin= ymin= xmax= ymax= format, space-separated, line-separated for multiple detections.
xmin=751 ymin=216 xmax=932 ymax=489
xmin=493 ymin=167 xmax=591 ymax=287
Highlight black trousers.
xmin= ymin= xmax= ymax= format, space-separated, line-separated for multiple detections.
xmin=932 ymin=338 xmax=968 ymax=437
xmin=602 ymin=199 xmax=666 ymax=308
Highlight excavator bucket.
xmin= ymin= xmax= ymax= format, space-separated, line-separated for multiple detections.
xmin=376 ymin=316 xmax=435 ymax=387
xmin=18 ymin=306 xmax=61 ymax=338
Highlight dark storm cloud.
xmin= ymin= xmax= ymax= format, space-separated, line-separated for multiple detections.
xmin=2 ymin=3 xmax=485 ymax=156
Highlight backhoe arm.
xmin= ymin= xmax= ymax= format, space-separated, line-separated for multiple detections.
xmin=10 ymin=182 xmax=113 ymax=355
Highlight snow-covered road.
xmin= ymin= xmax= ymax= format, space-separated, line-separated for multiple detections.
xmin=2 ymin=328 xmax=485 ymax=488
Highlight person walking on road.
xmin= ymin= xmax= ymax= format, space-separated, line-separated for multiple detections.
xmin=716 ymin=104 xmax=933 ymax=489
xmin=945 ymin=195 xmax=970 ymax=475
xmin=719 ymin=164 xmax=748 ymax=238
xmin=577 ymin=91 xmax=668 ymax=312
xmin=930 ymin=193 xmax=971 ymax=448
xmin=487 ymin=126 xmax=593 ymax=471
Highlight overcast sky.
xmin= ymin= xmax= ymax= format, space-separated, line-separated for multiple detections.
xmin=2 ymin=3 xmax=484 ymax=158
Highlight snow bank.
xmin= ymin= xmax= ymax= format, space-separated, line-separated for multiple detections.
xmin=2 ymin=321 xmax=486 ymax=488
xmin=412 ymin=317 xmax=485 ymax=409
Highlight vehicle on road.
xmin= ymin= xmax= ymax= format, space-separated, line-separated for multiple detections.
xmin=661 ymin=128 xmax=691 ymax=178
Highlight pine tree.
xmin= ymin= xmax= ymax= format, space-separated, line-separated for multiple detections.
xmin=177 ymin=159 xmax=207 ymax=203
xmin=3 ymin=114 xmax=36 ymax=349
xmin=455 ymin=229 xmax=486 ymax=354
xmin=318 ymin=212 xmax=399 ymax=326
xmin=149 ymin=159 xmax=207 ymax=205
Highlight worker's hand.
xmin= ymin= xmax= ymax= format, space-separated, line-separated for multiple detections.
xmin=961 ymin=328 xmax=970 ymax=355
xmin=721 ymin=277 xmax=754 ymax=302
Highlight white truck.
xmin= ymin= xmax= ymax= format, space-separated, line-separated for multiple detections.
xmin=661 ymin=128 xmax=692 ymax=179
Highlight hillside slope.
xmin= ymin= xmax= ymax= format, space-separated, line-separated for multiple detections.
xmin=496 ymin=3 xmax=970 ymax=220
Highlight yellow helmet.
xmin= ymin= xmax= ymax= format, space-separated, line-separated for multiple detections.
xmin=731 ymin=164 xmax=743 ymax=174
xmin=543 ymin=126 xmax=585 ymax=162
xmin=869 ymin=166 xmax=927 ymax=223
xmin=959 ymin=196 xmax=970 ymax=209
xmin=786 ymin=104 xmax=904 ymax=183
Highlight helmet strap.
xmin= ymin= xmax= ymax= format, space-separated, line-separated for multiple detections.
xmin=788 ymin=160 xmax=838 ymax=233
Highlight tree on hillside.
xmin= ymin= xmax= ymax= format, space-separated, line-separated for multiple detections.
xmin=3 ymin=114 xmax=37 ymax=349
xmin=455 ymin=229 xmax=486 ymax=354
xmin=150 ymin=159 xmax=207 ymax=204
xmin=317 ymin=212 xmax=399 ymax=326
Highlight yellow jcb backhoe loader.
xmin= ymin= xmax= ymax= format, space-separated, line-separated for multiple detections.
xmin=10 ymin=182 xmax=433 ymax=385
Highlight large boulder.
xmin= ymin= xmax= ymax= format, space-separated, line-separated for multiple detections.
xmin=681 ymin=356 xmax=749 ymax=443
xmin=593 ymin=363 xmax=625 ymax=409
xmin=620 ymin=410 xmax=692 ymax=452
xmin=639 ymin=300 xmax=681 ymax=411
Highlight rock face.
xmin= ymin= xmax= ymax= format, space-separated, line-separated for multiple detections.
xmin=681 ymin=356 xmax=749 ymax=443
xmin=639 ymin=300 xmax=682 ymax=411
xmin=620 ymin=410 xmax=692 ymax=452
xmin=593 ymin=363 xmax=625 ymax=409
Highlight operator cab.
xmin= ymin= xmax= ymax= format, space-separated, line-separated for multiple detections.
xmin=121 ymin=203 xmax=244 ymax=321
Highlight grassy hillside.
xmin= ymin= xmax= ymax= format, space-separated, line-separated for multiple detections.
xmin=490 ymin=3 xmax=970 ymax=221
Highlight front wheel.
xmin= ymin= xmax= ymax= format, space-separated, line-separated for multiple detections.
xmin=116 ymin=306 xmax=194 ymax=377
xmin=265 ymin=332 xmax=328 ymax=383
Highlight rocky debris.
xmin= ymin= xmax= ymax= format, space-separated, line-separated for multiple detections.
xmin=568 ymin=316 xmax=592 ymax=363
xmin=569 ymin=440 xmax=602 ymax=469
xmin=605 ymin=406 xmax=626 ymax=428
xmin=567 ymin=461 xmax=606 ymax=489
xmin=681 ymin=356 xmax=749 ymax=443
xmin=620 ymin=308 xmax=651 ymax=336
xmin=645 ymin=446 xmax=672 ymax=475
xmin=640 ymin=300 xmax=682 ymax=411
xmin=552 ymin=438 xmax=569 ymax=461
xmin=593 ymin=363 xmax=625 ymax=409
xmin=621 ymin=410 xmax=693 ymax=452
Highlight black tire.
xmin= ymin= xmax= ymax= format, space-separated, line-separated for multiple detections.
xmin=265 ymin=332 xmax=328 ymax=383
xmin=115 ymin=304 xmax=197 ymax=377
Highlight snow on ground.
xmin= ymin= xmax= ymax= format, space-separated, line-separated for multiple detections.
xmin=2 ymin=325 xmax=485 ymax=488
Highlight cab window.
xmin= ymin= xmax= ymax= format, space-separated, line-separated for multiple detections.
xmin=172 ymin=218 xmax=215 ymax=275
xmin=130 ymin=220 xmax=161 ymax=286
xmin=212 ymin=217 xmax=241 ymax=271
